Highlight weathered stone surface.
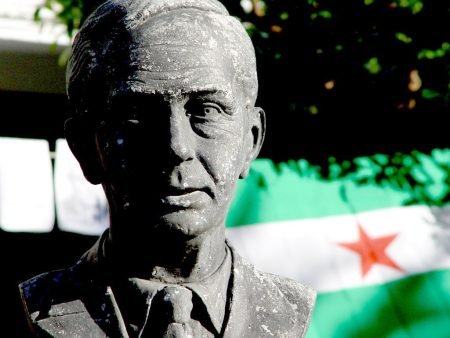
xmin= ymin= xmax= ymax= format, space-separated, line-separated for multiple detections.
xmin=19 ymin=0 xmax=316 ymax=336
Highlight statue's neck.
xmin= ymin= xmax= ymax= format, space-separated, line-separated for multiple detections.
xmin=105 ymin=217 xmax=226 ymax=283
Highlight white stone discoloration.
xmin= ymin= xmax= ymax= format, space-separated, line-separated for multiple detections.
xmin=67 ymin=0 xmax=257 ymax=115
xmin=20 ymin=0 xmax=314 ymax=337
xmin=21 ymin=242 xmax=314 ymax=338
xmin=261 ymin=324 xmax=274 ymax=336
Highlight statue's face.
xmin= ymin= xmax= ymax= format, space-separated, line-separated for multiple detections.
xmin=93 ymin=15 xmax=259 ymax=238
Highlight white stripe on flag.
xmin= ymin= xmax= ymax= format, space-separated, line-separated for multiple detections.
xmin=226 ymin=205 xmax=450 ymax=292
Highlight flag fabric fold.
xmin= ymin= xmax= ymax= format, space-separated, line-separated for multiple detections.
xmin=225 ymin=149 xmax=450 ymax=338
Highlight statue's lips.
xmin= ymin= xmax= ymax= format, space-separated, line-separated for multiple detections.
xmin=160 ymin=189 xmax=210 ymax=209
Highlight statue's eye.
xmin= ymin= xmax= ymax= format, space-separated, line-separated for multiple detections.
xmin=186 ymin=102 xmax=223 ymax=120
xmin=202 ymin=106 xmax=219 ymax=116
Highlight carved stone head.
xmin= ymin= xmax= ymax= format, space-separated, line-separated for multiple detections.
xmin=65 ymin=0 xmax=265 ymax=243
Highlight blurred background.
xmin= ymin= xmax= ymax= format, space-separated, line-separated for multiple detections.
xmin=0 ymin=0 xmax=449 ymax=337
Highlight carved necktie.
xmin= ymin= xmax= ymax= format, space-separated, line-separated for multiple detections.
xmin=142 ymin=285 xmax=197 ymax=338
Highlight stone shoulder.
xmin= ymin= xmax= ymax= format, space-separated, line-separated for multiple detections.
xmin=233 ymin=252 xmax=316 ymax=337
xmin=19 ymin=269 xmax=67 ymax=319
xmin=19 ymin=264 xmax=88 ymax=321
xmin=265 ymin=271 xmax=316 ymax=335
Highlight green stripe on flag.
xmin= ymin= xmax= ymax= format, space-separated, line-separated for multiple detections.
xmin=306 ymin=269 xmax=450 ymax=338
xmin=225 ymin=149 xmax=450 ymax=337
xmin=227 ymin=149 xmax=450 ymax=227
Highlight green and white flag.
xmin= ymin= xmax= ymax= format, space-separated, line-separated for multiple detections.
xmin=51 ymin=142 xmax=450 ymax=336
xmin=226 ymin=149 xmax=450 ymax=338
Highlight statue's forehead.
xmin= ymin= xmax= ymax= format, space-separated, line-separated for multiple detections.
xmin=130 ymin=9 xmax=239 ymax=48
xmin=107 ymin=10 xmax=240 ymax=99
xmin=119 ymin=45 xmax=234 ymax=92
xmin=117 ymin=9 xmax=247 ymax=75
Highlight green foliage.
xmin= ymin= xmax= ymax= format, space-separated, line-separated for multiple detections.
xmin=395 ymin=32 xmax=413 ymax=44
xmin=226 ymin=0 xmax=449 ymax=119
xmin=279 ymin=12 xmax=289 ymax=21
xmin=310 ymin=10 xmax=332 ymax=20
xmin=364 ymin=57 xmax=382 ymax=74
xmin=418 ymin=42 xmax=450 ymax=60
xmin=395 ymin=0 xmax=424 ymax=14
xmin=35 ymin=0 xmax=449 ymax=134
xmin=34 ymin=0 xmax=84 ymax=38
xmin=277 ymin=149 xmax=450 ymax=206
xmin=422 ymin=88 xmax=440 ymax=99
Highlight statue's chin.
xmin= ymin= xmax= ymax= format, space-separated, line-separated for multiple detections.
xmin=156 ymin=209 xmax=219 ymax=238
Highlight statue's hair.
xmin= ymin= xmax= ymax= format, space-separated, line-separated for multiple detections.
xmin=66 ymin=0 xmax=258 ymax=118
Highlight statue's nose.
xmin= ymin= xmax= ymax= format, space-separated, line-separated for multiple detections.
xmin=166 ymin=102 xmax=195 ymax=163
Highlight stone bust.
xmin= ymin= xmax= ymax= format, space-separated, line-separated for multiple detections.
xmin=19 ymin=0 xmax=315 ymax=336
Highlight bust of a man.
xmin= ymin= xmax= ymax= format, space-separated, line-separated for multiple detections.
xmin=19 ymin=0 xmax=315 ymax=336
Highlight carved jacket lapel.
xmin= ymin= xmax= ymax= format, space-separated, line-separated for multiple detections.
xmin=222 ymin=246 xmax=307 ymax=338
xmin=20 ymin=262 xmax=129 ymax=338
xmin=78 ymin=284 xmax=130 ymax=338
xmin=21 ymin=239 xmax=314 ymax=338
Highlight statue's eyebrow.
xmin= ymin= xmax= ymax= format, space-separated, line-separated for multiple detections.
xmin=109 ymin=92 xmax=164 ymax=105
xmin=108 ymin=88 xmax=237 ymax=114
xmin=188 ymin=90 xmax=236 ymax=110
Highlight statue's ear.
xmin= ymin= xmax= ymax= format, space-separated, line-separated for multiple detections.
xmin=64 ymin=117 xmax=103 ymax=184
xmin=240 ymin=107 xmax=266 ymax=178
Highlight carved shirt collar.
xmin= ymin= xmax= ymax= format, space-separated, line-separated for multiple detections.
xmin=81 ymin=230 xmax=231 ymax=336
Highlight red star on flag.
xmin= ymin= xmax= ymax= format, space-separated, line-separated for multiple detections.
xmin=338 ymin=224 xmax=403 ymax=277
